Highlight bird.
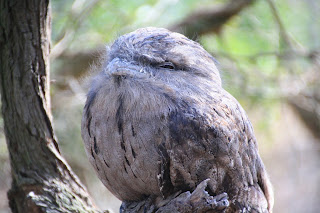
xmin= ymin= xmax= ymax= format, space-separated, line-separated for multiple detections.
xmin=81 ymin=27 xmax=274 ymax=213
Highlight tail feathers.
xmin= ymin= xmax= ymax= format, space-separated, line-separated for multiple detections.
xmin=225 ymin=183 xmax=269 ymax=213
xmin=258 ymin=166 xmax=274 ymax=213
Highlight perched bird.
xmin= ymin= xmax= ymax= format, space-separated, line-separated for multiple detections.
xmin=81 ymin=27 xmax=274 ymax=212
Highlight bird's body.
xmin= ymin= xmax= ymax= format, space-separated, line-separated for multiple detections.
xmin=82 ymin=28 xmax=273 ymax=212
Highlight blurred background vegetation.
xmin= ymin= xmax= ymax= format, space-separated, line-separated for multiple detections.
xmin=1 ymin=0 xmax=319 ymax=212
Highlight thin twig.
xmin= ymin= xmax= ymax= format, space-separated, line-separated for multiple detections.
xmin=265 ymin=0 xmax=293 ymax=49
xmin=50 ymin=0 xmax=101 ymax=60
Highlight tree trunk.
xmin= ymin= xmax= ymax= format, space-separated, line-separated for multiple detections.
xmin=0 ymin=0 xmax=99 ymax=212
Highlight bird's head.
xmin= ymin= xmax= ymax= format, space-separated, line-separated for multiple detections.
xmin=104 ymin=27 xmax=221 ymax=88
xmin=88 ymin=28 xmax=223 ymax=110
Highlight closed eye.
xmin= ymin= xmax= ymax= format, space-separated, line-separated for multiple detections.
xmin=158 ymin=61 xmax=175 ymax=70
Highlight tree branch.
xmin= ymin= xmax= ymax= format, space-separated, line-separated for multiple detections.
xmin=169 ymin=0 xmax=256 ymax=38
xmin=50 ymin=0 xmax=101 ymax=60
xmin=265 ymin=0 xmax=293 ymax=49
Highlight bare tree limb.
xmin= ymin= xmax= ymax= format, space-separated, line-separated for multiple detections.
xmin=169 ymin=0 xmax=256 ymax=38
xmin=50 ymin=0 xmax=101 ymax=60
xmin=289 ymin=91 xmax=320 ymax=139
xmin=265 ymin=0 xmax=293 ymax=49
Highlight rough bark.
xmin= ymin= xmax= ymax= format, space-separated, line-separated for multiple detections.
xmin=0 ymin=0 xmax=98 ymax=212
xmin=169 ymin=0 xmax=256 ymax=38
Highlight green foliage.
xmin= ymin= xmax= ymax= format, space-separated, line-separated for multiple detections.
xmin=51 ymin=0 xmax=224 ymax=48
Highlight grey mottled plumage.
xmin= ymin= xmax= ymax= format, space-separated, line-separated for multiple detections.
xmin=81 ymin=27 xmax=274 ymax=212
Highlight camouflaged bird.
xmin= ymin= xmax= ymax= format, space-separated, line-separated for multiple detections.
xmin=81 ymin=27 xmax=274 ymax=213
